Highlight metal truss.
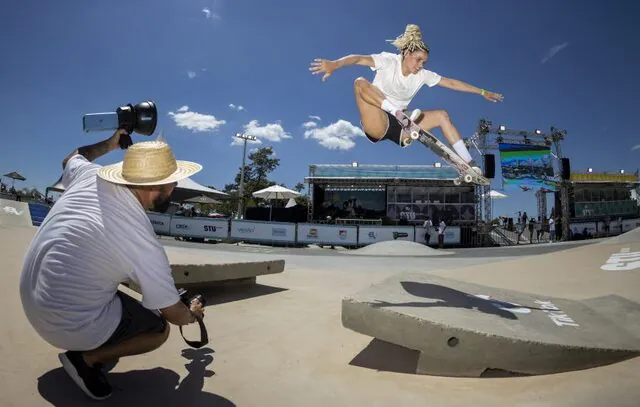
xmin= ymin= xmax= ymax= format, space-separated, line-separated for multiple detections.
xmin=466 ymin=119 xmax=569 ymax=238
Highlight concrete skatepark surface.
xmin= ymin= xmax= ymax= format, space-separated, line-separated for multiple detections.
xmin=342 ymin=273 xmax=640 ymax=377
xmin=345 ymin=240 xmax=453 ymax=257
xmin=0 ymin=198 xmax=32 ymax=227
xmin=2 ymin=224 xmax=640 ymax=406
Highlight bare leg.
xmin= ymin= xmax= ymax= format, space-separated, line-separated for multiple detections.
xmin=353 ymin=77 xmax=391 ymax=141
xmin=412 ymin=109 xmax=476 ymax=165
xmin=412 ymin=109 xmax=463 ymax=145
xmin=83 ymin=323 xmax=170 ymax=367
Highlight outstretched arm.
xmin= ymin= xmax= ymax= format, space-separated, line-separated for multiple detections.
xmin=62 ymin=128 xmax=131 ymax=169
xmin=438 ymin=77 xmax=504 ymax=103
xmin=310 ymin=54 xmax=375 ymax=81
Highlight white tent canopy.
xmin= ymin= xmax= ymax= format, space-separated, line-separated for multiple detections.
xmin=176 ymin=177 xmax=227 ymax=196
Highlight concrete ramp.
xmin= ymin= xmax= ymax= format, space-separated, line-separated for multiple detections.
xmin=342 ymin=273 xmax=640 ymax=377
xmin=0 ymin=198 xmax=32 ymax=227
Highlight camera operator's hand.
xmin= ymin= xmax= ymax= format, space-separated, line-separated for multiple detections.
xmin=108 ymin=128 xmax=133 ymax=150
xmin=189 ymin=298 xmax=205 ymax=322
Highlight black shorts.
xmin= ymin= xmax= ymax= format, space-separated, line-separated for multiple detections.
xmin=98 ymin=290 xmax=167 ymax=349
xmin=364 ymin=110 xmax=406 ymax=146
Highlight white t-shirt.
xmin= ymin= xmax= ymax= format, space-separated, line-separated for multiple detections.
xmin=19 ymin=155 xmax=180 ymax=351
xmin=438 ymin=221 xmax=446 ymax=235
xmin=370 ymin=52 xmax=442 ymax=110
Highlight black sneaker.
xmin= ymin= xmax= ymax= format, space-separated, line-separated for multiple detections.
xmin=58 ymin=351 xmax=112 ymax=400
xmin=95 ymin=358 xmax=119 ymax=374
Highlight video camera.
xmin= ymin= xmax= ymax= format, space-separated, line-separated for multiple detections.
xmin=178 ymin=288 xmax=209 ymax=349
xmin=82 ymin=100 xmax=158 ymax=149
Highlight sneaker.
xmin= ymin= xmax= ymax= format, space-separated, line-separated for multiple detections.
xmin=95 ymin=358 xmax=119 ymax=374
xmin=58 ymin=351 xmax=112 ymax=400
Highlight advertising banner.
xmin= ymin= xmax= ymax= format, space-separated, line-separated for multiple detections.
xmin=146 ymin=212 xmax=171 ymax=235
xmin=297 ymin=224 xmax=358 ymax=245
xmin=170 ymin=217 xmax=229 ymax=239
xmin=357 ymin=226 xmax=415 ymax=245
xmin=230 ymin=220 xmax=296 ymax=243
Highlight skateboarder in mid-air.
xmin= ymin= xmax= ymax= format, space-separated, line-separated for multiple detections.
xmin=309 ymin=23 xmax=504 ymax=176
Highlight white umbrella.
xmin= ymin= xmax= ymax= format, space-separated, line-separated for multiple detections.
xmin=252 ymin=185 xmax=301 ymax=200
xmin=252 ymin=185 xmax=300 ymax=220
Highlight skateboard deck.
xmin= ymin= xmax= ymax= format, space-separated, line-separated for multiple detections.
xmin=395 ymin=111 xmax=490 ymax=186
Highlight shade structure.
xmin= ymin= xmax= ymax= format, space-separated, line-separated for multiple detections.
xmin=252 ymin=185 xmax=301 ymax=220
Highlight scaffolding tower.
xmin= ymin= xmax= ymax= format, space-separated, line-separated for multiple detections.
xmin=466 ymin=120 xmax=569 ymax=238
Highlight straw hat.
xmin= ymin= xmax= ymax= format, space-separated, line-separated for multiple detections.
xmin=97 ymin=140 xmax=202 ymax=186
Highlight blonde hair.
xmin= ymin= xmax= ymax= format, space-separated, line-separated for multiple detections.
xmin=387 ymin=24 xmax=429 ymax=54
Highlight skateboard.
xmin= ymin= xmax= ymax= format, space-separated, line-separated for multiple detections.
xmin=395 ymin=111 xmax=490 ymax=186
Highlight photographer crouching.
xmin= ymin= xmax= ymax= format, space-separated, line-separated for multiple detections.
xmin=19 ymin=129 xmax=205 ymax=400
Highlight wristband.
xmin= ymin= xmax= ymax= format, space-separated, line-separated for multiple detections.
xmin=481 ymin=89 xmax=486 ymax=96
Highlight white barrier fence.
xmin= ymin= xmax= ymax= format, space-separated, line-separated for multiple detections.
xmin=146 ymin=212 xmax=463 ymax=246
xmin=149 ymin=212 xmax=640 ymax=247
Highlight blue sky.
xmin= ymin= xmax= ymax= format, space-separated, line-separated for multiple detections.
xmin=1 ymin=0 xmax=639 ymax=219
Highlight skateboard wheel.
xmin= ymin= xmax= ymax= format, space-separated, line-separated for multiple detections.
xmin=464 ymin=174 xmax=474 ymax=183
xmin=453 ymin=178 xmax=462 ymax=186
xmin=410 ymin=131 xmax=419 ymax=140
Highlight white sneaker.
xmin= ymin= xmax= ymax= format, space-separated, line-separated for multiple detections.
xmin=409 ymin=109 xmax=422 ymax=122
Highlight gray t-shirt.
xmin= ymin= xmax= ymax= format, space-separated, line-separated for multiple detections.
xmin=19 ymin=155 xmax=180 ymax=351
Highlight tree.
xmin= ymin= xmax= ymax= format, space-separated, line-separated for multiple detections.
xmin=217 ymin=147 xmax=281 ymax=217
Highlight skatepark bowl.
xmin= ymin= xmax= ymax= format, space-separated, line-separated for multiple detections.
xmin=2 ymin=217 xmax=640 ymax=406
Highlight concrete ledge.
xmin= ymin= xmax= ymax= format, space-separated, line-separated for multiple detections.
xmin=342 ymin=272 xmax=640 ymax=377
xmin=127 ymin=259 xmax=285 ymax=292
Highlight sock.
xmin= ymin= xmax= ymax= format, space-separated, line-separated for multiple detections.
xmin=381 ymin=99 xmax=399 ymax=114
xmin=452 ymin=140 xmax=473 ymax=163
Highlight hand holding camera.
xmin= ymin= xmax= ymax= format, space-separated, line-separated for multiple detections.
xmin=189 ymin=296 xmax=205 ymax=322
xmin=108 ymin=129 xmax=133 ymax=150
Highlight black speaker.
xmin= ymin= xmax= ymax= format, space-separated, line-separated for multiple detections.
xmin=561 ymin=158 xmax=571 ymax=180
xmin=484 ymin=154 xmax=495 ymax=178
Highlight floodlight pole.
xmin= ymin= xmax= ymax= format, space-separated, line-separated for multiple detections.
xmin=235 ymin=132 xmax=256 ymax=219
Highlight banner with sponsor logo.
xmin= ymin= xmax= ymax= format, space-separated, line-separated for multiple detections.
xmin=297 ymin=224 xmax=358 ymax=245
xmin=169 ymin=217 xmax=229 ymax=239
xmin=357 ymin=226 xmax=415 ymax=245
xmin=147 ymin=212 xmax=172 ymax=235
xmin=230 ymin=220 xmax=296 ymax=244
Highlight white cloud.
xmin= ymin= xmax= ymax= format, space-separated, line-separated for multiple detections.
xmin=302 ymin=121 xmax=318 ymax=129
xmin=229 ymin=103 xmax=245 ymax=111
xmin=541 ymin=42 xmax=570 ymax=64
xmin=232 ymin=119 xmax=291 ymax=146
xmin=304 ymin=119 xmax=364 ymax=150
xmin=309 ymin=115 xmax=321 ymax=121
xmin=187 ymin=71 xmax=197 ymax=79
xmin=202 ymin=7 xmax=220 ymax=20
xmin=168 ymin=106 xmax=226 ymax=133
xmin=632 ymin=144 xmax=640 ymax=151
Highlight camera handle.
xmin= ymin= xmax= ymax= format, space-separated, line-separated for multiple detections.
xmin=179 ymin=314 xmax=209 ymax=349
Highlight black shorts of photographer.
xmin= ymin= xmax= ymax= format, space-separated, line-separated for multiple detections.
xmin=19 ymin=129 xmax=205 ymax=401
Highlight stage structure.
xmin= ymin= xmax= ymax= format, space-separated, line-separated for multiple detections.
xmin=305 ymin=163 xmax=483 ymax=228
xmin=466 ymin=120 xmax=569 ymax=239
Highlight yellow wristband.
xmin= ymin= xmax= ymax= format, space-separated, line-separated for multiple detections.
xmin=481 ymin=89 xmax=486 ymax=96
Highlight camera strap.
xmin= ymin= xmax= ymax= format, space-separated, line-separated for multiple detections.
xmin=179 ymin=314 xmax=209 ymax=349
